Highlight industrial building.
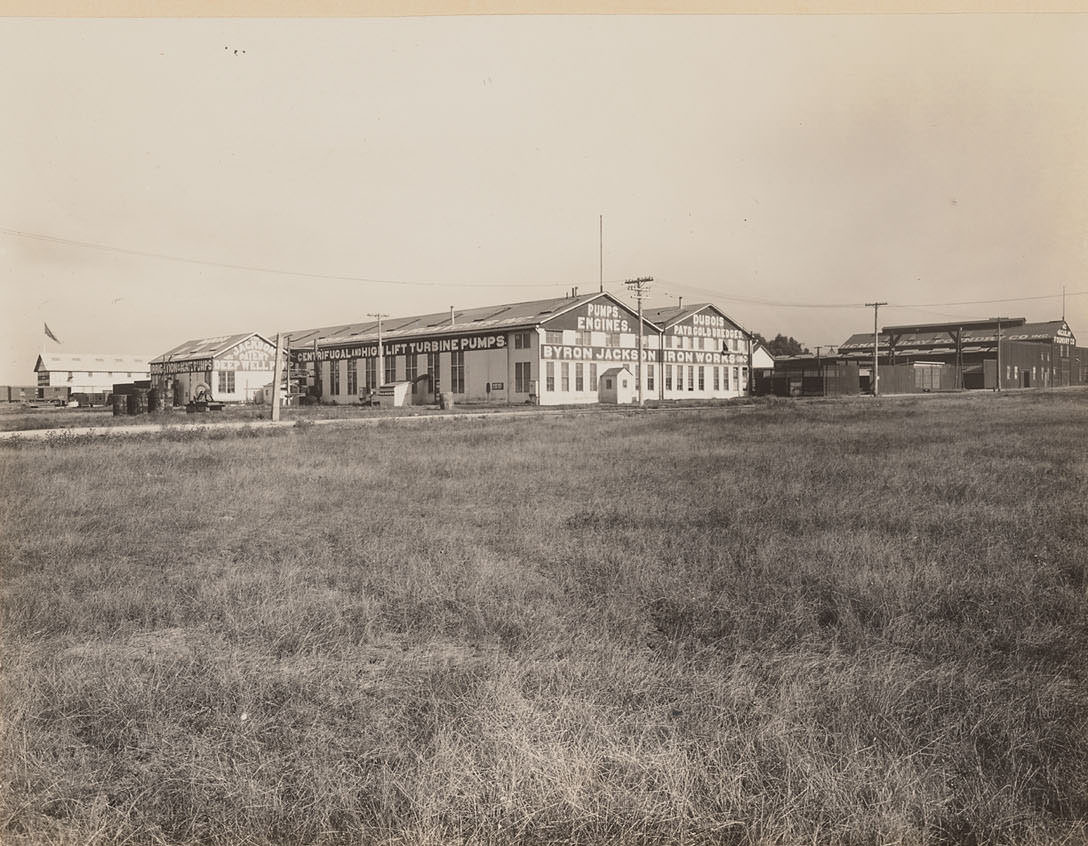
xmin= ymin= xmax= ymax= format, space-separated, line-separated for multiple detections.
xmin=837 ymin=318 xmax=1084 ymax=391
xmin=284 ymin=292 xmax=754 ymax=406
xmin=33 ymin=353 xmax=150 ymax=402
xmin=149 ymin=333 xmax=281 ymax=405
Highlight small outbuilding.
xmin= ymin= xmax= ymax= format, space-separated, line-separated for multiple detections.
xmin=598 ymin=366 xmax=635 ymax=404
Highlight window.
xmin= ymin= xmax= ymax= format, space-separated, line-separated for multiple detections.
xmin=698 ymin=367 xmax=705 ymax=391
xmin=732 ymin=367 xmax=740 ymax=389
xmin=218 ymin=369 xmax=236 ymax=393
xmin=347 ymin=359 xmax=358 ymax=395
xmin=427 ymin=352 xmax=440 ymax=391
xmin=647 ymin=364 xmax=655 ymax=391
xmin=545 ymin=330 xmax=563 ymax=345
xmin=665 ymin=365 xmax=672 ymax=391
xmin=87 ymin=371 xmax=93 ymax=377
xmin=329 ymin=361 xmax=340 ymax=395
xmin=451 ymin=350 xmax=465 ymax=393
xmin=714 ymin=366 xmax=720 ymax=391
xmin=405 ymin=354 xmax=418 ymax=383
xmin=546 ymin=361 xmax=555 ymax=391
xmin=515 ymin=361 xmax=531 ymax=393
xmin=589 ymin=363 xmax=597 ymax=391
xmin=575 ymin=329 xmax=592 ymax=347
xmin=365 ymin=358 xmax=377 ymax=390
xmin=605 ymin=332 xmax=620 ymax=347
xmin=741 ymin=367 xmax=748 ymax=390
xmin=561 ymin=362 xmax=570 ymax=392
xmin=687 ymin=366 xmax=694 ymax=391
xmin=384 ymin=355 xmax=397 ymax=384
xmin=605 ymin=377 xmax=612 ymax=389
xmin=575 ymin=362 xmax=584 ymax=391
xmin=514 ymin=331 xmax=531 ymax=349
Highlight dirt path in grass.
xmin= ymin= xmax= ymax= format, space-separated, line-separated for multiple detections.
xmin=0 ymin=404 xmax=746 ymax=441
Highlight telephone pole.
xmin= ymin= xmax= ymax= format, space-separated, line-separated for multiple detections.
xmin=991 ymin=316 xmax=1009 ymax=391
xmin=270 ymin=332 xmax=284 ymax=421
xmin=625 ymin=276 xmax=653 ymax=406
xmin=368 ymin=313 xmax=389 ymax=387
xmin=865 ymin=301 xmax=887 ymax=396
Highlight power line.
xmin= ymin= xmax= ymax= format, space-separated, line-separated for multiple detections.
xmin=0 ymin=225 xmax=611 ymax=291
xmin=8 ymin=225 xmax=1083 ymax=311
xmin=653 ymin=277 xmax=1086 ymax=312
xmin=892 ymin=292 xmax=1086 ymax=308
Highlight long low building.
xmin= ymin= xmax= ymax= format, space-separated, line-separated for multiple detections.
xmin=34 ymin=353 xmax=150 ymax=400
xmin=837 ymin=317 xmax=1084 ymax=390
xmin=284 ymin=292 xmax=755 ymax=406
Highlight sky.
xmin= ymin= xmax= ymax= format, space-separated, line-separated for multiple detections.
xmin=2 ymin=14 xmax=1085 ymax=384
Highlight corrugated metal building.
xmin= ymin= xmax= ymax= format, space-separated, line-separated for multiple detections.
xmin=285 ymin=292 xmax=754 ymax=406
xmin=150 ymin=333 xmax=281 ymax=405
xmin=837 ymin=318 xmax=1081 ymax=390
xmin=33 ymin=353 xmax=150 ymax=400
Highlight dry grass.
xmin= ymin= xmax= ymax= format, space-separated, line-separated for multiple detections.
xmin=2 ymin=390 xmax=1086 ymax=845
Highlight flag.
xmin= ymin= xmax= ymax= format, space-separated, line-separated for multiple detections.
xmin=44 ymin=323 xmax=60 ymax=343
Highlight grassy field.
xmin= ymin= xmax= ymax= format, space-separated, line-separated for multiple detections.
xmin=2 ymin=391 xmax=1086 ymax=845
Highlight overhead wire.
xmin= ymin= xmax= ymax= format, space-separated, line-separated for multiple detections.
xmin=6 ymin=225 xmax=1084 ymax=311
xmin=0 ymin=226 xmax=615 ymax=291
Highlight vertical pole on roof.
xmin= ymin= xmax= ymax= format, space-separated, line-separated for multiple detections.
xmin=271 ymin=333 xmax=283 ymax=422
xmin=865 ymin=301 xmax=887 ymax=396
xmin=369 ymin=313 xmax=388 ymax=387
xmin=599 ymin=215 xmax=603 ymax=293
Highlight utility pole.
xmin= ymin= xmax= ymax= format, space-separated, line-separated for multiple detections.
xmin=599 ymin=215 xmax=603 ymax=294
xmin=270 ymin=332 xmax=283 ymax=421
xmin=992 ymin=316 xmax=1008 ymax=391
xmin=283 ymin=334 xmax=291 ymax=407
xmin=368 ymin=313 xmax=388 ymax=386
xmin=865 ymin=301 xmax=887 ymax=396
xmin=625 ymin=276 xmax=653 ymax=406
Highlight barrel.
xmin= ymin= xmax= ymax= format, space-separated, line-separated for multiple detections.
xmin=127 ymin=389 xmax=149 ymax=415
xmin=439 ymin=391 xmax=454 ymax=410
xmin=112 ymin=393 xmax=128 ymax=416
xmin=147 ymin=388 xmax=162 ymax=413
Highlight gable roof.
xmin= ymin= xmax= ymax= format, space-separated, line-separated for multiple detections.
xmin=151 ymin=332 xmax=274 ymax=363
xmin=285 ymin=291 xmax=627 ymax=349
xmin=643 ymin=302 xmax=748 ymax=334
xmin=643 ymin=303 xmax=712 ymax=329
xmin=35 ymin=353 xmax=150 ymax=373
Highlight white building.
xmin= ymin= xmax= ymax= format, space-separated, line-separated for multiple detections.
xmin=643 ymin=303 xmax=754 ymax=399
xmin=751 ymin=340 xmax=775 ymax=371
xmin=150 ymin=333 xmax=282 ymax=405
xmin=288 ymin=292 xmax=754 ymax=407
xmin=34 ymin=353 xmax=150 ymax=399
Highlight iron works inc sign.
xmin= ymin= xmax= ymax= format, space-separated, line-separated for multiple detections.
xmin=297 ymin=332 xmax=507 ymax=363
